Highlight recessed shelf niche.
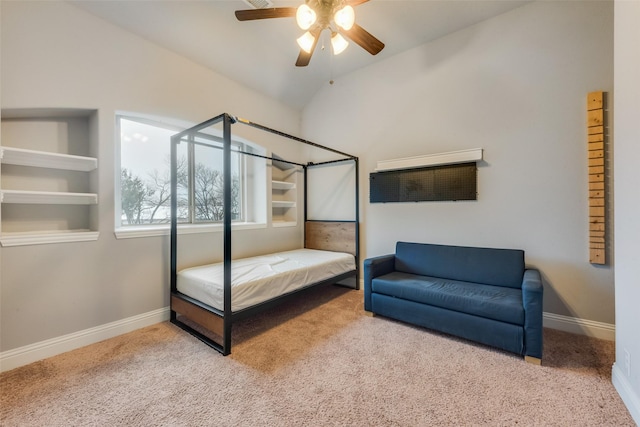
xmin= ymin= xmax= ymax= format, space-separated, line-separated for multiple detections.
xmin=271 ymin=154 xmax=298 ymax=227
xmin=0 ymin=108 xmax=99 ymax=246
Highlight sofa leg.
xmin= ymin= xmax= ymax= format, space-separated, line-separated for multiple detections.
xmin=364 ymin=311 xmax=375 ymax=317
xmin=525 ymin=356 xmax=541 ymax=365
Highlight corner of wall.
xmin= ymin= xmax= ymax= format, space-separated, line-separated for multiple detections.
xmin=613 ymin=363 xmax=640 ymax=424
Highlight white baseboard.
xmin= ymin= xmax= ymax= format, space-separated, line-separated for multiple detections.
xmin=0 ymin=306 xmax=616 ymax=372
xmin=543 ymin=312 xmax=615 ymax=341
xmin=612 ymin=363 xmax=640 ymax=425
xmin=0 ymin=307 xmax=170 ymax=373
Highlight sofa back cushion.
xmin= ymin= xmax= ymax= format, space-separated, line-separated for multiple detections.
xmin=395 ymin=242 xmax=525 ymax=289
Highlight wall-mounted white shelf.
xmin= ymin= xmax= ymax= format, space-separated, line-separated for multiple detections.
xmin=375 ymin=148 xmax=483 ymax=172
xmin=271 ymin=180 xmax=295 ymax=191
xmin=0 ymin=230 xmax=100 ymax=247
xmin=0 ymin=146 xmax=97 ymax=171
xmin=272 ymin=200 xmax=296 ymax=208
xmin=1 ymin=189 xmax=98 ymax=205
xmin=272 ymin=220 xmax=297 ymax=228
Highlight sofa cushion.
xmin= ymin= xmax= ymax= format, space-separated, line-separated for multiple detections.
xmin=371 ymin=271 xmax=525 ymax=325
xmin=371 ymin=293 xmax=525 ymax=356
xmin=395 ymin=242 xmax=525 ymax=289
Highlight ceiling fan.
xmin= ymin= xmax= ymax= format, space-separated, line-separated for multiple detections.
xmin=235 ymin=0 xmax=385 ymax=67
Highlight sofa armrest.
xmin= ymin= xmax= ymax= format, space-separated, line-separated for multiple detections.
xmin=522 ymin=269 xmax=544 ymax=359
xmin=363 ymin=254 xmax=396 ymax=312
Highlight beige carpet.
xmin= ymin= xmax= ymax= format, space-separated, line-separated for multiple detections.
xmin=1 ymin=285 xmax=635 ymax=426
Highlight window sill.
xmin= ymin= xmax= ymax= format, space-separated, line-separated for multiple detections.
xmin=114 ymin=222 xmax=267 ymax=239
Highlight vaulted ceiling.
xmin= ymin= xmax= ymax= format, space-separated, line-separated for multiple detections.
xmin=71 ymin=0 xmax=531 ymax=110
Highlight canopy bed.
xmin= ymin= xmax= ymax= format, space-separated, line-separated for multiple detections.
xmin=169 ymin=113 xmax=359 ymax=355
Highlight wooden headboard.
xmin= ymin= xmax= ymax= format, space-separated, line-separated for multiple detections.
xmin=305 ymin=221 xmax=357 ymax=256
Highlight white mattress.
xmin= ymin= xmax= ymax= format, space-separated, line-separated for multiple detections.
xmin=177 ymin=248 xmax=355 ymax=312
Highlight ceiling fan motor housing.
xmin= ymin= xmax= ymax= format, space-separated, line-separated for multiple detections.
xmin=307 ymin=0 xmax=348 ymax=29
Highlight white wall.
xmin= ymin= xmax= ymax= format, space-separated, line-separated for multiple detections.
xmin=613 ymin=0 xmax=640 ymax=423
xmin=303 ymin=1 xmax=615 ymax=326
xmin=0 ymin=1 xmax=302 ymax=352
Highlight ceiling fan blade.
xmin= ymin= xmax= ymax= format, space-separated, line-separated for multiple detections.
xmin=295 ymin=50 xmax=312 ymax=67
xmin=295 ymin=28 xmax=322 ymax=67
xmin=341 ymin=23 xmax=385 ymax=55
xmin=235 ymin=7 xmax=296 ymax=21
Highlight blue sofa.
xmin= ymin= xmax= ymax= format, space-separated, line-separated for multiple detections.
xmin=364 ymin=242 xmax=543 ymax=363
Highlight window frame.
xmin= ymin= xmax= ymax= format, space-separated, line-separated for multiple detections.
xmin=115 ymin=113 xmax=265 ymax=239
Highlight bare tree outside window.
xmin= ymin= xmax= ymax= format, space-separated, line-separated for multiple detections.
xmin=194 ymin=163 xmax=241 ymax=222
xmin=119 ymin=116 xmax=243 ymax=226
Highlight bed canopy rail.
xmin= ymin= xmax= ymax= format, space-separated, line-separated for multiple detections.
xmin=169 ymin=113 xmax=359 ymax=355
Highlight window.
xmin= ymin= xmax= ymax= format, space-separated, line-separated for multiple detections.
xmin=191 ymin=137 xmax=242 ymax=223
xmin=117 ymin=115 xmax=248 ymax=230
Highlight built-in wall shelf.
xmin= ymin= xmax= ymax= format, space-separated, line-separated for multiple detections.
xmin=0 ymin=230 xmax=100 ymax=247
xmin=375 ymin=148 xmax=483 ymax=172
xmin=272 ymin=221 xmax=297 ymax=228
xmin=271 ymin=180 xmax=295 ymax=191
xmin=1 ymin=108 xmax=99 ymax=244
xmin=0 ymin=146 xmax=97 ymax=171
xmin=271 ymin=154 xmax=298 ymax=227
xmin=271 ymin=200 xmax=296 ymax=208
xmin=1 ymin=189 xmax=98 ymax=205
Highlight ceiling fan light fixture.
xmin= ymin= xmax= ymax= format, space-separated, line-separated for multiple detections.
xmin=297 ymin=31 xmax=316 ymax=53
xmin=334 ymin=5 xmax=355 ymax=31
xmin=234 ymin=1 xmax=384 ymax=67
xmin=331 ymin=32 xmax=349 ymax=55
xmin=296 ymin=4 xmax=316 ymax=30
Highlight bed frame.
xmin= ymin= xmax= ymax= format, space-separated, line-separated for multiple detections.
xmin=169 ymin=113 xmax=359 ymax=355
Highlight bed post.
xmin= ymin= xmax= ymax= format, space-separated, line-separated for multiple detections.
xmin=222 ymin=113 xmax=234 ymax=355
xmin=355 ymin=156 xmax=360 ymax=290
xmin=303 ymin=164 xmax=308 ymax=229
xmin=170 ymin=133 xmax=179 ymax=322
